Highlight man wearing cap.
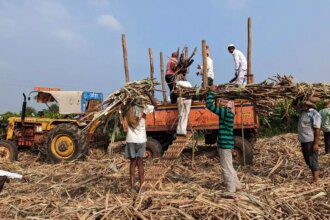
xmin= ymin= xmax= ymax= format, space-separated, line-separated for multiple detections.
xmin=227 ymin=44 xmax=247 ymax=85
xmin=319 ymin=99 xmax=330 ymax=154
xmin=206 ymin=85 xmax=242 ymax=192
xmin=165 ymin=52 xmax=178 ymax=103
xmin=297 ymin=98 xmax=321 ymax=182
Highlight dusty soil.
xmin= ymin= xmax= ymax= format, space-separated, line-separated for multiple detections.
xmin=0 ymin=133 xmax=329 ymax=219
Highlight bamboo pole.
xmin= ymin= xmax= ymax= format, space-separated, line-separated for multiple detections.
xmin=160 ymin=52 xmax=167 ymax=103
xmin=184 ymin=47 xmax=189 ymax=73
xmin=122 ymin=34 xmax=130 ymax=83
xmin=149 ymin=48 xmax=155 ymax=80
xmin=202 ymin=40 xmax=208 ymax=89
xmin=247 ymin=17 xmax=254 ymax=84
xmin=149 ymin=48 xmax=155 ymax=96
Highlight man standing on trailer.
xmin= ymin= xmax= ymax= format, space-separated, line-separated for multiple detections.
xmin=227 ymin=44 xmax=247 ymax=85
xmin=197 ymin=45 xmax=214 ymax=86
xmin=297 ymin=98 xmax=321 ymax=182
xmin=124 ymin=92 xmax=157 ymax=193
xmin=165 ymin=52 xmax=178 ymax=103
xmin=319 ymin=99 xmax=330 ymax=154
xmin=206 ymin=85 xmax=242 ymax=193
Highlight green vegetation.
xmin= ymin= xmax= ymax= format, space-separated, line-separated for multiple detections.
xmin=259 ymin=100 xmax=326 ymax=137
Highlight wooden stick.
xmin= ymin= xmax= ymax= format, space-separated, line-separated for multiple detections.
xmin=149 ymin=48 xmax=155 ymax=80
xmin=247 ymin=17 xmax=254 ymax=84
xmin=184 ymin=47 xmax=189 ymax=73
xmin=160 ymin=52 xmax=167 ymax=103
xmin=149 ymin=48 xmax=155 ymax=96
xmin=122 ymin=34 xmax=130 ymax=83
xmin=202 ymin=40 xmax=208 ymax=89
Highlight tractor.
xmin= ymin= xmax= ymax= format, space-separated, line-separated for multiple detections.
xmin=0 ymin=87 xmax=109 ymax=163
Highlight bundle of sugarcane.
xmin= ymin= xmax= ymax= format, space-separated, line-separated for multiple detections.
xmin=175 ymin=75 xmax=330 ymax=116
xmin=78 ymin=78 xmax=158 ymax=127
xmin=175 ymin=47 xmax=197 ymax=79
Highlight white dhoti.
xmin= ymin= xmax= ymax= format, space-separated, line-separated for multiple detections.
xmin=218 ymin=148 xmax=242 ymax=192
xmin=176 ymin=97 xmax=192 ymax=135
xmin=235 ymin=69 xmax=247 ymax=86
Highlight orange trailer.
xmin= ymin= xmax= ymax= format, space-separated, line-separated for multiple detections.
xmin=142 ymin=99 xmax=258 ymax=165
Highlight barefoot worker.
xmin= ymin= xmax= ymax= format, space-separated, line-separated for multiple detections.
xmin=124 ymin=93 xmax=157 ymax=193
xmin=297 ymin=98 xmax=321 ymax=182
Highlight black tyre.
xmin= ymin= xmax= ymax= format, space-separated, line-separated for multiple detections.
xmin=146 ymin=138 xmax=163 ymax=158
xmin=93 ymin=124 xmax=110 ymax=149
xmin=46 ymin=124 xmax=88 ymax=163
xmin=233 ymin=136 xmax=253 ymax=166
xmin=0 ymin=140 xmax=18 ymax=162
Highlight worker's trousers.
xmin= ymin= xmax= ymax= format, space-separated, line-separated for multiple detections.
xmin=218 ymin=148 xmax=242 ymax=193
xmin=176 ymin=98 xmax=192 ymax=135
xmin=235 ymin=69 xmax=247 ymax=86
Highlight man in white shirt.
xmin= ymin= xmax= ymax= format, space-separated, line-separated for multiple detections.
xmin=125 ymin=93 xmax=157 ymax=193
xmin=228 ymin=44 xmax=247 ymax=85
xmin=0 ymin=170 xmax=29 ymax=192
xmin=197 ymin=45 xmax=214 ymax=86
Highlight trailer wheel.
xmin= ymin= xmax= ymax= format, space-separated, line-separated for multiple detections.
xmin=0 ymin=140 xmax=18 ymax=162
xmin=146 ymin=138 xmax=162 ymax=158
xmin=233 ymin=136 xmax=253 ymax=166
xmin=46 ymin=124 xmax=88 ymax=163
xmin=93 ymin=124 xmax=110 ymax=149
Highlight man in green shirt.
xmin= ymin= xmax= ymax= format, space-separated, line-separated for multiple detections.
xmin=206 ymin=86 xmax=241 ymax=193
xmin=319 ymin=99 xmax=330 ymax=154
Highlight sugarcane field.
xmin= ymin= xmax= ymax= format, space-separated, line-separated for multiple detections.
xmin=0 ymin=1 xmax=330 ymax=220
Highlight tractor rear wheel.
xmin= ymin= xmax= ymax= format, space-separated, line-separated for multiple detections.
xmin=233 ymin=136 xmax=253 ymax=166
xmin=46 ymin=124 xmax=88 ymax=163
xmin=146 ymin=138 xmax=162 ymax=158
xmin=0 ymin=140 xmax=18 ymax=162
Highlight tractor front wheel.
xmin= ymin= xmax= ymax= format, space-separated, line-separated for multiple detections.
xmin=46 ymin=124 xmax=88 ymax=163
xmin=0 ymin=140 xmax=18 ymax=162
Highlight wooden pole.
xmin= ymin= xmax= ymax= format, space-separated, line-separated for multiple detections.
xmin=149 ymin=48 xmax=155 ymax=96
xmin=149 ymin=48 xmax=155 ymax=80
xmin=184 ymin=47 xmax=188 ymax=59
xmin=122 ymin=34 xmax=130 ymax=83
xmin=184 ymin=47 xmax=189 ymax=72
xmin=247 ymin=17 xmax=254 ymax=84
xmin=202 ymin=40 xmax=208 ymax=89
xmin=160 ymin=52 xmax=167 ymax=103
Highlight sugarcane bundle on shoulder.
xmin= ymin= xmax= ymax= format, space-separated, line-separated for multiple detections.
xmin=79 ymin=79 xmax=159 ymax=126
xmin=175 ymin=75 xmax=330 ymax=116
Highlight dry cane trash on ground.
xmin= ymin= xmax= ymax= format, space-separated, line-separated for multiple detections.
xmin=0 ymin=134 xmax=329 ymax=219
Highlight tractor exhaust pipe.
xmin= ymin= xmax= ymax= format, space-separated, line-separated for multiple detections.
xmin=21 ymin=93 xmax=27 ymax=123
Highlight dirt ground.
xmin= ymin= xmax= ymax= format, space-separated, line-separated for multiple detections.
xmin=0 ymin=133 xmax=329 ymax=219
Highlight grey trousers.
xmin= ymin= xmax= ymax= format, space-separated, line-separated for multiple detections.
xmin=218 ymin=148 xmax=242 ymax=192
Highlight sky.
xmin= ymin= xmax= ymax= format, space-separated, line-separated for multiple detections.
xmin=0 ymin=0 xmax=329 ymax=113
